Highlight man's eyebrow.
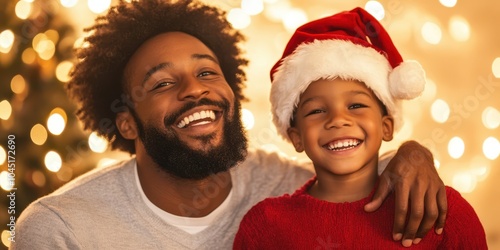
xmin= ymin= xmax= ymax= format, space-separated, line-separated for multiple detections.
xmin=192 ymin=53 xmax=219 ymax=64
xmin=142 ymin=62 xmax=171 ymax=85
xmin=141 ymin=53 xmax=219 ymax=85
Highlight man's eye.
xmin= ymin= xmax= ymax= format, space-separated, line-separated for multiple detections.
xmin=152 ymin=81 xmax=173 ymax=90
xmin=349 ymin=103 xmax=367 ymax=109
xmin=198 ymin=71 xmax=216 ymax=77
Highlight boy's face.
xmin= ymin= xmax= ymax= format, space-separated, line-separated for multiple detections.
xmin=287 ymin=78 xmax=394 ymax=176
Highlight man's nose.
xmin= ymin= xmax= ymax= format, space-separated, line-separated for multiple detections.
xmin=177 ymin=77 xmax=210 ymax=100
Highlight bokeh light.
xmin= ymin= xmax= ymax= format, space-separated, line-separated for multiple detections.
xmin=241 ymin=0 xmax=264 ymax=16
xmin=448 ymin=136 xmax=465 ymax=159
xmin=449 ymin=16 xmax=470 ymax=42
xmin=47 ymin=113 xmax=66 ymax=135
xmin=60 ymin=0 xmax=78 ymax=8
xmin=440 ymin=0 xmax=457 ymax=8
xmin=0 ymin=146 xmax=5 ymax=165
xmin=21 ymin=47 xmax=37 ymax=64
xmin=492 ymin=57 xmax=500 ymax=78
xmin=452 ymin=172 xmax=477 ymax=193
xmin=56 ymin=60 xmax=74 ymax=82
xmin=365 ymin=1 xmax=385 ymax=20
xmin=483 ymin=137 xmax=500 ymax=160
xmin=32 ymin=171 xmax=46 ymax=187
xmin=227 ymin=8 xmax=251 ymax=30
xmin=44 ymin=151 xmax=62 ymax=172
xmin=1 ymin=230 xmax=12 ymax=248
xmin=15 ymin=0 xmax=32 ymax=20
xmin=88 ymin=0 xmax=111 ymax=14
xmin=31 ymin=124 xmax=48 ymax=145
xmin=430 ymin=99 xmax=450 ymax=123
xmin=421 ymin=21 xmax=442 ymax=45
xmin=282 ymin=8 xmax=308 ymax=33
xmin=0 ymin=100 xmax=12 ymax=120
xmin=10 ymin=74 xmax=27 ymax=94
xmin=0 ymin=171 xmax=14 ymax=191
xmin=241 ymin=108 xmax=255 ymax=130
xmin=0 ymin=29 xmax=15 ymax=54
xmin=482 ymin=106 xmax=500 ymax=129
xmin=88 ymin=132 xmax=109 ymax=153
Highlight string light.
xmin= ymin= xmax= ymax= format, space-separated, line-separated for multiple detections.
xmin=0 ymin=171 xmax=14 ymax=191
xmin=10 ymin=74 xmax=27 ymax=94
xmin=282 ymin=8 xmax=308 ymax=33
xmin=56 ymin=61 xmax=74 ymax=82
xmin=0 ymin=146 xmax=5 ymax=165
xmin=47 ymin=112 xmax=66 ymax=135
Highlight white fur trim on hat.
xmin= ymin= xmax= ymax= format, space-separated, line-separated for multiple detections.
xmin=270 ymin=39 xmax=403 ymax=142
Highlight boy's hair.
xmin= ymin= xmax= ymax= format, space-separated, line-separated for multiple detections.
xmin=67 ymin=0 xmax=248 ymax=154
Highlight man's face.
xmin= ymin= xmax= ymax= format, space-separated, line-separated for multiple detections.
xmin=121 ymin=32 xmax=247 ymax=179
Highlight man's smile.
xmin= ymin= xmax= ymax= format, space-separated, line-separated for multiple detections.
xmin=176 ymin=109 xmax=218 ymax=128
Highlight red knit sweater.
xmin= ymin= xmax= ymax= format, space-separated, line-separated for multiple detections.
xmin=234 ymin=177 xmax=487 ymax=249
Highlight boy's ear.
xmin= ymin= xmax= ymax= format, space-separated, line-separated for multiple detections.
xmin=116 ymin=111 xmax=138 ymax=140
xmin=381 ymin=115 xmax=394 ymax=142
xmin=287 ymin=127 xmax=304 ymax=152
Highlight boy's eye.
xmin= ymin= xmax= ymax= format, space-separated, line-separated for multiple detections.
xmin=349 ymin=103 xmax=367 ymax=109
xmin=305 ymin=109 xmax=324 ymax=116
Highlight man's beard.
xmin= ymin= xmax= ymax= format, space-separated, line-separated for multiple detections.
xmin=131 ymin=98 xmax=248 ymax=180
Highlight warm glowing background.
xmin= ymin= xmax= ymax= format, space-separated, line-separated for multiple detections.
xmin=0 ymin=0 xmax=499 ymax=248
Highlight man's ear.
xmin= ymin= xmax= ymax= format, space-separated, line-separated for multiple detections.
xmin=287 ymin=127 xmax=304 ymax=152
xmin=382 ymin=115 xmax=394 ymax=142
xmin=116 ymin=111 xmax=138 ymax=140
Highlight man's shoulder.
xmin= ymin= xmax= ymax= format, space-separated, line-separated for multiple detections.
xmin=24 ymin=158 xmax=135 ymax=213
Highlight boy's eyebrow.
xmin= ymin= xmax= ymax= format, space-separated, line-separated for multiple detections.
xmin=349 ymin=90 xmax=373 ymax=98
xmin=142 ymin=53 xmax=219 ymax=85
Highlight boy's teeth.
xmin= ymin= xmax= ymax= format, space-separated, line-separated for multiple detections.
xmin=177 ymin=110 xmax=216 ymax=128
xmin=326 ymin=139 xmax=361 ymax=151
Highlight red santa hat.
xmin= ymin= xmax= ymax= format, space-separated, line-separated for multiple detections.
xmin=270 ymin=7 xmax=426 ymax=142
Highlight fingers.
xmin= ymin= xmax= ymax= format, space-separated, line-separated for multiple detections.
xmin=414 ymin=190 xmax=439 ymax=241
xmin=392 ymin=182 xmax=409 ymax=243
xmin=434 ymin=186 xmax=448 ymax=234
xmin=364 ymin=174 xmax=392 ymax=212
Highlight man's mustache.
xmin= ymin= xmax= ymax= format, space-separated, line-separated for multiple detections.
xmin=163 ymin=98 xmax=230 ymax=127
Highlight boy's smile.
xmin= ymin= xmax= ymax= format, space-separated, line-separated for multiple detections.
xmin=287 ymin=78 xmax=394 ymax=176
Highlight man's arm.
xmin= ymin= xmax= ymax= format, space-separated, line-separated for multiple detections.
xmin=364 ymin=140 xmax=447 ymax=248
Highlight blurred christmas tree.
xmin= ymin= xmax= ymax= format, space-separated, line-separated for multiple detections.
xmin=0 ymin=1 xmax=107 ymax=248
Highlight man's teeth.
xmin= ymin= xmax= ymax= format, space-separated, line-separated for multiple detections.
xmin=177 ymin=110 xmax=216 ymax=128
xmin=326 ymin=139 xmax=361 ymax=151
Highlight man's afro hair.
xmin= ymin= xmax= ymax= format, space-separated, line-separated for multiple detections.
xmin=67 ymin=0 xmax=248 ymax=154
